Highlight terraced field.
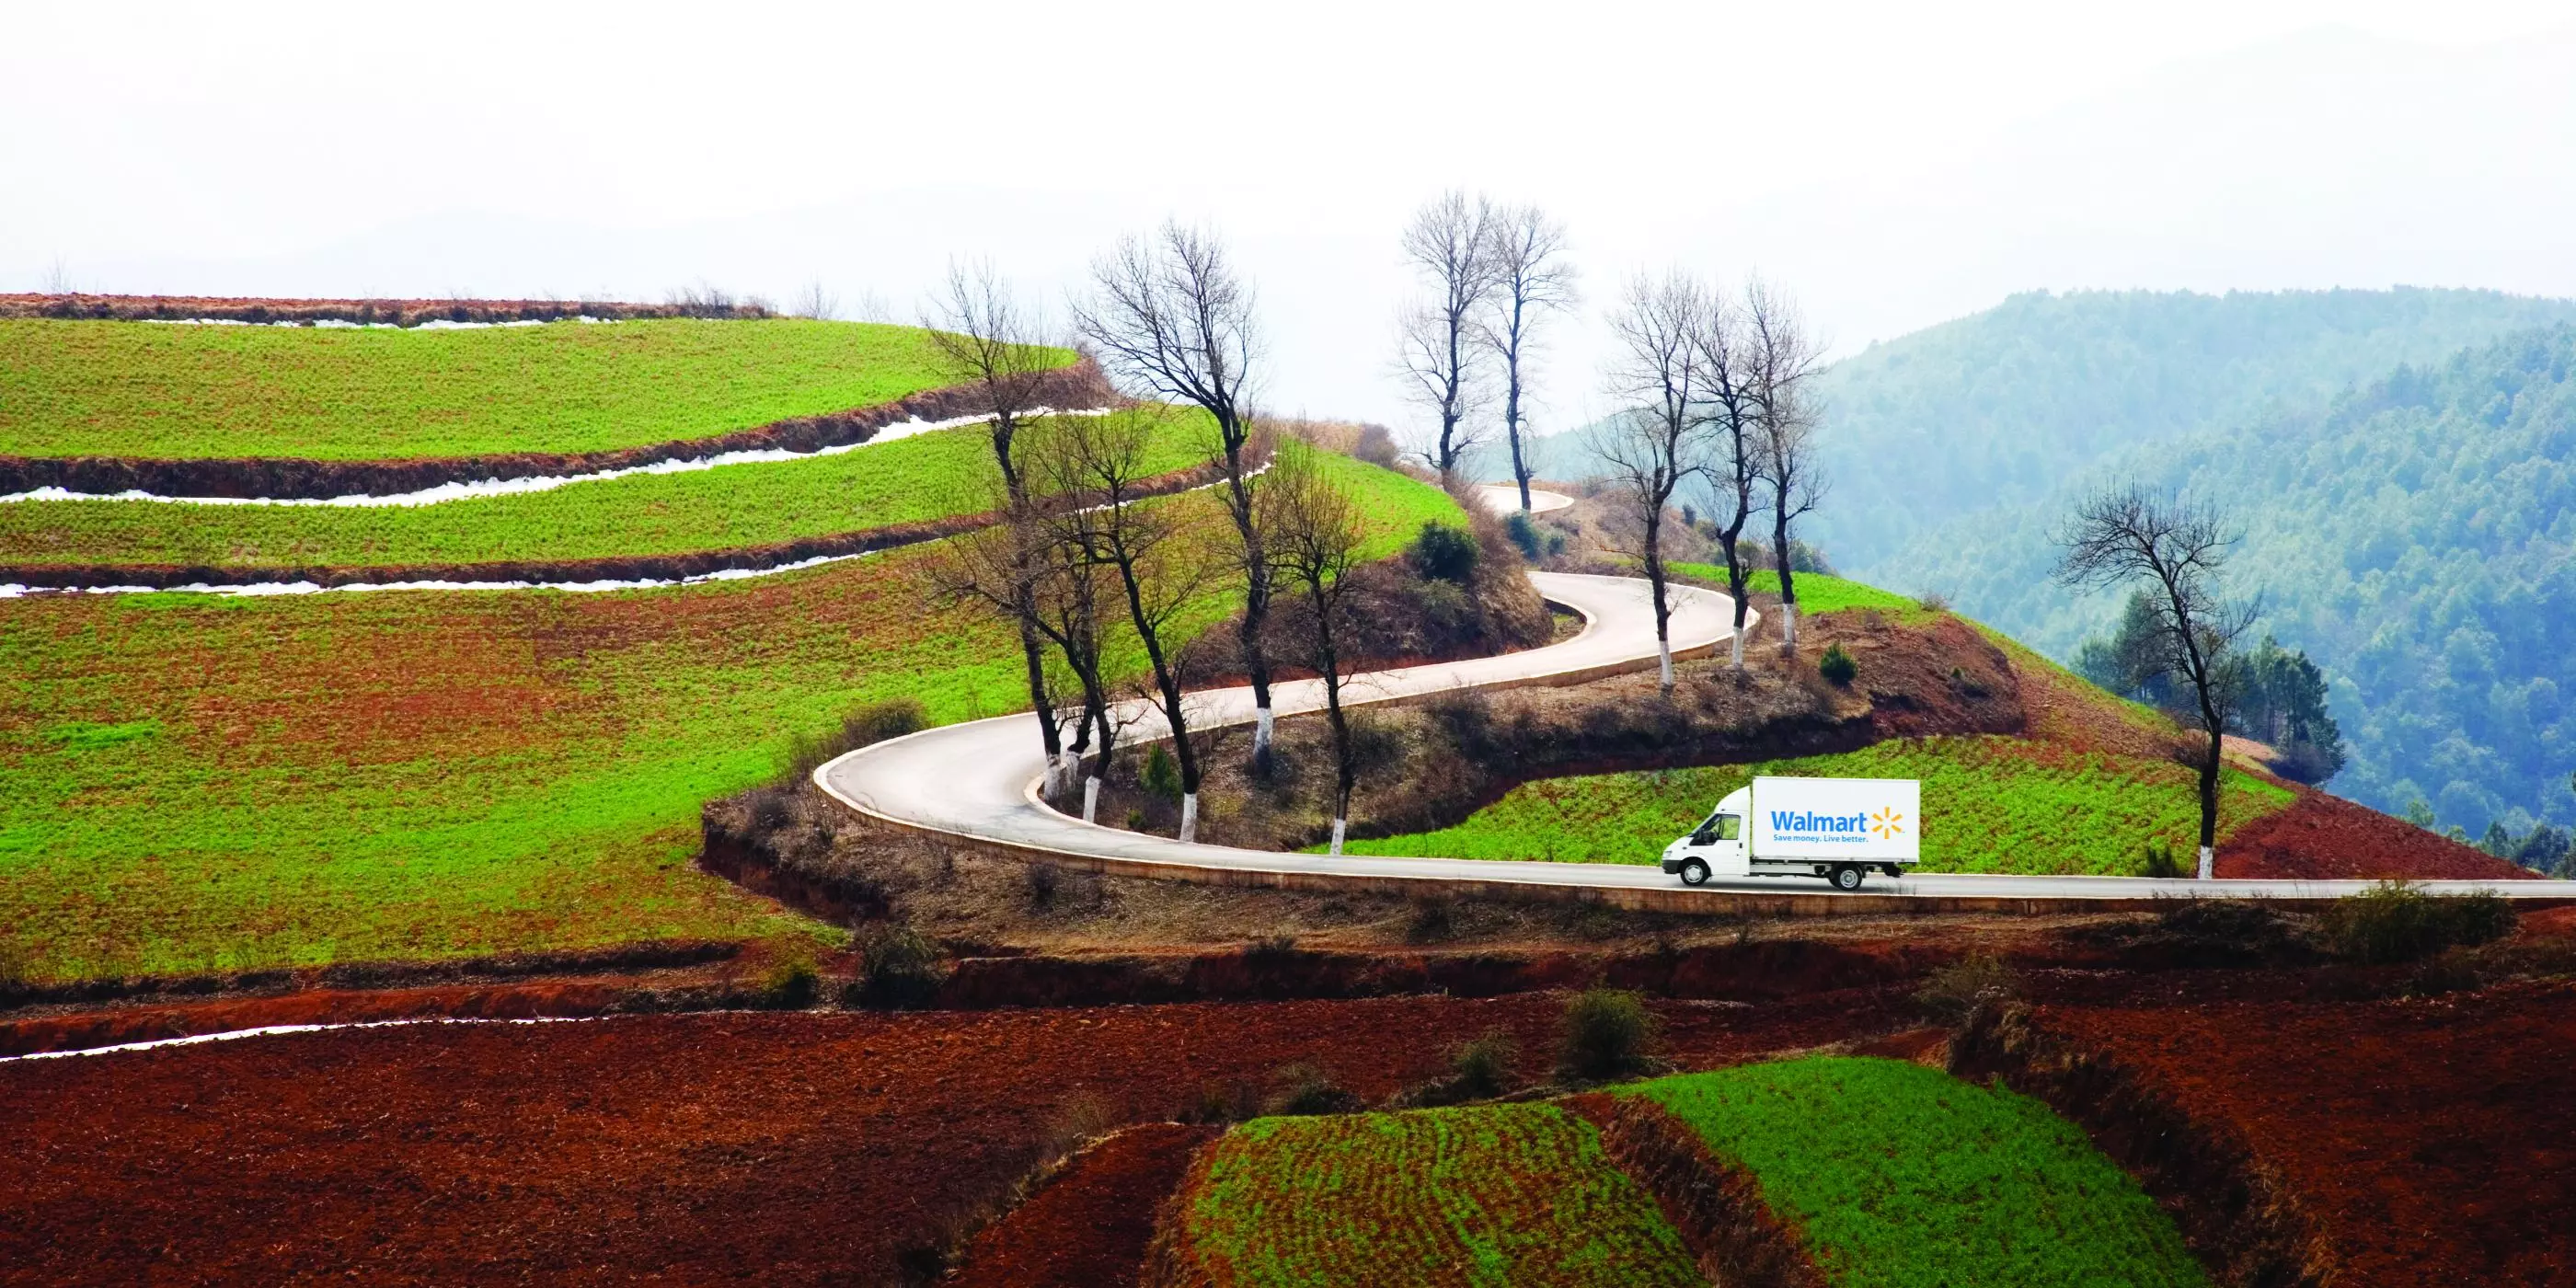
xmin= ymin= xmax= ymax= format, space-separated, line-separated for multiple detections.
xmin=1335 ymin=734 xmax=2294 ymax=874
xmin=1629 ymin=1058 xmax=2207 ymax=1288
xmin=0 ymin=451 xmax=1462 ymax=981
xmin=0 ymin=316 xmax=1054 ymax=460
xmin=1668 ymin=567 xmax=1933 ymax=620
xmin=0 ymin=413 xmax=1207 ymax=569
xmin=1157 ymin=1102 xmax=1701 ymax=1288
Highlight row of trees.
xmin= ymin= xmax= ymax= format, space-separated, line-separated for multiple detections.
xmin=922 ymin=228 xmax=1381 ymax=851
xmin=1392 ymin=193 xmax=1578 ymax=503
xmin=1588 ymin=271 xmax=1824 ymax=687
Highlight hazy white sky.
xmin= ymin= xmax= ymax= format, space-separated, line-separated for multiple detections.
xmin=8 ymin=1 xmax=2574 ymax=428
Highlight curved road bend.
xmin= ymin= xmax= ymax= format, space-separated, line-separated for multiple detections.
xmin=818 ymin=571 xmax=2570 ymax=904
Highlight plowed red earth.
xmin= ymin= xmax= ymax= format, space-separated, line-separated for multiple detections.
xmin=0 ymin=990 xmax=1903 ymax=1286
xmin=2215 ymin=789 xmax=2536 ymax=880
xmin=951 ymin=1123 xmax=1220 ymax=1288
xmin=2037 ymin=980 xmax=2576 ymax=1287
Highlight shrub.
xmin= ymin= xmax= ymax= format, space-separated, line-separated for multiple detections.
xmin=1448 ymin=1032 xmax=1516 ymax=1100
xmin=2321 ymin=880 xmax=2517 ymax=964
xmin=1555 ymin=987 xmax=1660 ymax=1084
xmin=1502 ymin=511 xmax=1542 ymax=561
xmin=760 ymin=945 xmax=821 ymax=1007
xmin=1405 ymin=896 xmax=1455 ymax=944
xmin=1244 ymin=934 xmax=1300 ymax=964
xmin=1261 ymin=1063 xmax=1363 ymax=1116
xmin=2139 ymin=842 xmax=2186 ymax=879
xmin=779 ymin=697 xmax=926 ymax=788
xmin=850 ymin=922 xmax=940 ymax=1008
xmin=1819 ymin=642 xmax=1857 ymax=685
xmin=1026 ymin=861 xmax=1062 ymax=909
xmin=1915 ymin=954 xmax=2018 ymax=1022
xmin=1142 ymin=743 xmax=1182 ymax=801
xmin=1409 ymin=522 xmax=1480 ymax=584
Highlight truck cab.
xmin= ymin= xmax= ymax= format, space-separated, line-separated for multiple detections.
xmin=1660 ymin=788 xmax=1754 ymax=885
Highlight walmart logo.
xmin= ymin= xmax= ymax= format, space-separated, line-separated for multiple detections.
xmin=1869 ymin=808 xmax=1905 ymax=840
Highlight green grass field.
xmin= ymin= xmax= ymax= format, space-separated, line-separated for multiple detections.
xmin=0 ymin=414 xmax=1209 ymax=569
xmin=1333 ymin=734 xmax=2293 ymax=874
xmin=1668 ymin=565 xmax=1934 ymax=620
xmin=1167 ymin=1103 xmax=1701 ymax=1288
xmin=0 ymin=317 xmax=1065 ymax=461
xmin=1628 ymin=1058 xmax=2207 ymax=1288
xmin=0 ymin=450 xmax=1460 ymax=981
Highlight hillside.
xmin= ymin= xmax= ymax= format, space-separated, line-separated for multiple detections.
xmin=1878 ymin=325 xmax=2576 ymax=838
xmin=1804 ymin=287 xmax=2576 ymax=571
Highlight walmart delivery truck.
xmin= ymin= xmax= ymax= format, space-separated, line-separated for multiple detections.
xmin=1660 ymin=776 xmax=1920 ymax=891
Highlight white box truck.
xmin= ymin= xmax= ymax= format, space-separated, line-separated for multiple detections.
xmin=1660 ymin=776 xmax=1920 ymax=891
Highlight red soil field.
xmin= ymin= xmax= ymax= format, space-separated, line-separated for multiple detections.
xmin=2037 ymin=980 xmax=2576 ymax=1287
xmin=951 ymin=1122 xmax=1221 ymax=1288
xmin=0 ymin=989 xmax=1906 ymax=1286
xmin=2215 ymin=789 xmax=2536 ymax=880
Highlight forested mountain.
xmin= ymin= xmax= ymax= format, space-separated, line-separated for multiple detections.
xmin=1876 ymin=326 xmax=2576 ymax=835
xmin=1807 ymin=287 xmax=2576 ymax=570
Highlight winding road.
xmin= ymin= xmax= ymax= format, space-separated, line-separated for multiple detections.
xmin=818 ymin=569 xmax=2574 ymax=912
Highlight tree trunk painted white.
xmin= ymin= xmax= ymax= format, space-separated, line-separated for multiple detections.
xmin=1253 ymin=707 xmax=1275 ymax=760
xmin=2197 ymin=845 xmax=2214 ymax=881
xmin=1082 ymin=776 xmax=1100 ymax=823
xmin=1729 ymin=629 xmax=1746 ymax=669
xmin=1179 ymin=792 xmax=1200 ymax=844
xmin=1329 ymin=816 xmax=1347 ymax=856
xmin=1780 ymin=603 xmax=1799 ymax=652
xmin=1657 ymin=639 xmax=1674 ymax=689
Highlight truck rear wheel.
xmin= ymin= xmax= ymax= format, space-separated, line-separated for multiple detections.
xmin=1829 ymin=864 xmax=1865 ymax=891
xmin=1680 ymin=858 xmax=1710 ymax=886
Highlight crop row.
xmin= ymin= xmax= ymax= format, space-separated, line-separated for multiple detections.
xmin=0 ymin=317 xmax=1063 ymax=461
xmin=1166 ymin=1102 xmax=1701 ymax=1287
xmin=0 ymin=451 xmax=1463 ymax=982
xmin=1628 ymin=1058 xmax=2207 ymax=1288
xmin=0 ymin=412 xmax=1209 ymax=569
xmin=1335 ymin=734 xmax=2295 ymax=874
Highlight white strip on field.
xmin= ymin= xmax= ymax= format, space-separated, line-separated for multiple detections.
xmin=0 ymin=549 xmax=880 ymax=599
xmin=0 ymin=1014 xmax=615 ymax=1064
xmin=140 ymin=316 xmax=619 ymax=329
xmin=0 ymin=408 xmax=1114 ymax=509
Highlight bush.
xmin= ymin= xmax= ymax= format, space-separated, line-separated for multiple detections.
xmin=1819 ymin=642 xmax=1858 ymax=685
xmin=760 ymin=946 xmax=821 ymax=1008
xmin=1409 ymin=523 xmax=1480 ymax=584
xmin=1405 ymin=896 xmax=1455 ymax=944
xmin=1026 ymin=861 xmax=1062 ymax=909
xmin=2139 ymin=843 xmax=2186 ymax=879
xmin=779 ymin=697 xmax=926 ymax=788
xmin=1262 ymin=1063 xmax=1363 ymax=1116
xmin=850 ymin=922 xmax=940 ymax=1008
xmin=1555 ymin=987 xmax=1660 ymax=1084
xmin=1915 ymin=954 xmax=2018 ymax=1023
xmin=1142 ymin=743 xmax=1182 ymax=801
xmin=2321 ymin=880 xmax=2517 ymax=965
xmin=1448 ymin=1032 xmax=1517 ymax=1100
xmin=1502 ymin=511 xmax=1542 ymax=561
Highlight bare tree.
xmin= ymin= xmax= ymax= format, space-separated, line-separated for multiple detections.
xmin=1481 ymin=203 xmax=1577 ymax=511
xmin=1591 ymin=270 xmax=1711 ymax=691
xmin=924 ymin=261 xmax=1075 ymax=789
xmin=791 ymin=280 xmax=840 ymax=320
xmin=1041 ymin=404 xmax=1219 ymax=842
xmin=1692 ymin=287 xmax=1765 ymax=670
xmin=2055 ymin=484 xmax=2257 ymax=880
xmin=1744 ymin=281 xmax=1826 ymax=653
xmin=1074 ymin=222 xmax=1281 ymax=767
xmin=1260 ymin=447 xmax=1370 ymax=854
xmin=1395 ymin=191 xmax=1501 ymax=485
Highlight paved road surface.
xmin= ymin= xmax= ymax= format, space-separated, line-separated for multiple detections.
xmin=1473 ymin=484 xmax=1575 ymax=515
xmin=819 ymin=572 xmax=2570 ymax=904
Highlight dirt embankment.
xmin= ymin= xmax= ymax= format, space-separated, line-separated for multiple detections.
xmin=1562 ymin=1092 xmax=1827 ymax=1288
xmin=951 ymin=1123 xmax=1222 ymax=1288
xmin=0 ymin=355 xmax=1105 ymax=501
xmin=2217 ymin=789 xmax=2537 ymax=880
xmin=4 ymin=443 xmax=1232 ymax=592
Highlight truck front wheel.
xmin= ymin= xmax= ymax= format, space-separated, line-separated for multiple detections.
xmin=1829 ymin=865 xmax=1865 ymax=891
xmin=1679 ymin=858 xmax=1710 ymax=886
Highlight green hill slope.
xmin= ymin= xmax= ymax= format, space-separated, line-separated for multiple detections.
xmin=0 ymin=317 xmax=1054 ymax=460
xmin=1879 ymin=326 xmax=2576 ymax=835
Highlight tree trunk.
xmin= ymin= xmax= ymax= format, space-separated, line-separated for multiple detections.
xmin=1179 ymin=792 xmax=1199 ymax=844
xmin=1774 ymin=514 xmax=1800 ymax=654
xmin=1643 ymin=510 xmax=1673 ymax=693
xmin=1222 ymin=440 xmax=1275 ymax=766
xmin=2198 ymin=726 xmax=2222 ymax=880
xmin=1082 ymin=776 xmax=1100 ymax=823
xmin=1329 ymin=816 xmax=1347 ymax=857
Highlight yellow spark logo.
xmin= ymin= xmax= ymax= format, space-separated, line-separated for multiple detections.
xmin=1869 ymin=808 xmax=1905 ymax=840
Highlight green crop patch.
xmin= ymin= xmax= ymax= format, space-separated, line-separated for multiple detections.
xmin=42 ymin=719 xmax=164 ymax=754
xmin=0 ymin=413 xmax=1209 ymax=570
xmin=1629 ymin=1057 xmax=2207 ymax=1288
xmin=0 ymin=451 xmax=1461 ymax=982
xmin=1668 ymin=564 xmax=1931 ymax=620
xmin=1333 ymin=734 xmax=2293 ymax=874
xmin=1167 ymin=1102 xmax=1701 ymax=1288
xmin=0 ymin=317 xmax=1067 ymax=461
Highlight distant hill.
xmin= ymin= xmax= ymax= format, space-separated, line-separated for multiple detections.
xmin=1805 ymin=287 xmax=2576 ymax=571
xmin=1876 ymin=325 xmax=2576 ymax=837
